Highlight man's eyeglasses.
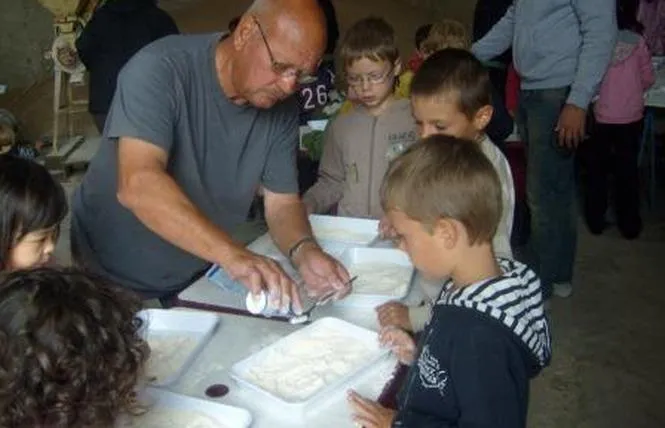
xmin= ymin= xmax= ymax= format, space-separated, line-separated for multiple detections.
xmin=252 ymin=16 xmax=318 ymax=85
xmin=345 ymin=67 xmax=394 ymax=87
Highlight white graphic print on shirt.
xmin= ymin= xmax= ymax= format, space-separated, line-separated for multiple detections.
xmin=417 ymin=345 xmax=448 ymax=397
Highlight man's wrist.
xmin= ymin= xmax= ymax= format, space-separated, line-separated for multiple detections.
xmin=288 ymin=236 xmax=319 ymax=266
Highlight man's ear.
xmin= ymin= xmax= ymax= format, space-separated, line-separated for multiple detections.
xmin=232 ymin=14 xmax=255 ymax=52
xmin=473 ymin=104 xmax=494 ymax=133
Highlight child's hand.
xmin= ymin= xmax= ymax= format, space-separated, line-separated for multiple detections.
xmin=378 ymin=216 xmax=396 ymax=240
xmin=379 ymin=326 xmax=416 ymax=365
xmin=376 ymin=301 xmax=412 ymax=331
xmin=347 ymin=390 xmax=395 ymax=428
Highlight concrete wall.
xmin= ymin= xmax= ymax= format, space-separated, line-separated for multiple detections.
xmin=0 ymin=0 xmax=478 ymax=139
xmin=0 ymin=0 xmax=54 ymax=91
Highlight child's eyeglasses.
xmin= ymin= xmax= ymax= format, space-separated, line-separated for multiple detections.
xmin=252 ymin=16 xmax=318 ymax=85
xmin=345 ymin=68 xmax=394 ymax=87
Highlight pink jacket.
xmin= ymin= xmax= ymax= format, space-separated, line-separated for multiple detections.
xmin=594 ymin=31 xmax=655 ymax=124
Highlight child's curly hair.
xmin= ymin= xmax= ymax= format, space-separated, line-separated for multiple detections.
xmin=0 ymin=267 xmax=150 ymax=427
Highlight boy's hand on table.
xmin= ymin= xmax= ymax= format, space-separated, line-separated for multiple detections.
xmin=347 ymin=390 xmax=395 ymax=428
xmin=379 ymin=326 xmax=416 ymax=365
xmin=376 ymin=302 xmax=412 ymax=332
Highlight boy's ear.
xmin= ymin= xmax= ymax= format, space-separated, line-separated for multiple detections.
xmin=393 ymin=58 xmax=403 ymax=76
xmin=473 ymin=105 xmax=494 ymax=133
xmin=433 ymin=218 xmax=459 ymax=249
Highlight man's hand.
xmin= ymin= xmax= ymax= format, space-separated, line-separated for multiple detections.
xmin=376 ymin=302 xmax=412 ymax=331
xmin=292 ymin=242 xmax=351 ymax=299
xmin=223 ymin=247 xmax=302 ymax=313
xmin=347 ymin=390 xmax=396 ymax=428
xmin=556 ymin=104 xmax=586 ymax=149
xmin=379 ymin=326 xmax=417 ymax=365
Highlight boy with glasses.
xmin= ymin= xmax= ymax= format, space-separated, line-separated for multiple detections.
xmin=303 ymin=17 xmax=417 ymax=219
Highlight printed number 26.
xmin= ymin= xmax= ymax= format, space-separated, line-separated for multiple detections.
xmin=302 ymin=84 xmax=328 ymax=110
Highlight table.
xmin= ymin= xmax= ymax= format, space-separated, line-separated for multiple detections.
xmin=642 ymin=57 xmax=665 ymax=207
xmin=171 ymin=239 xmax=443 ymax=427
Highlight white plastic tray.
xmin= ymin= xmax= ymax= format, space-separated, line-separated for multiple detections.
xmin=139 ymin=309 xmax=220 ymax=387
xmin=117 ymin=387 xmax=252 ymax=427
xmin=229 ymin=317 xmax=388 ymax=411
xmin=309 ymin=214 xmax=379 ymax=245
xmin=247 ymin=215 xmax=379 ymax=260
xmin=335 ymin=247 xmax=414 ymax=307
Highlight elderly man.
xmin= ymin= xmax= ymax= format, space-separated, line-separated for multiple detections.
xmin=71 ymin=0 xmax=350 ymax=310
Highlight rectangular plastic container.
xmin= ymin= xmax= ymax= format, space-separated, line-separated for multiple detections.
xmin=118 ymin=387 xmax=252 ymax=428
xmin=229 ymin=317 xmax=388 ymax=411
xmin=245 ymin=215 xmax=379 ymax=260
xmin=138 ymin=309 xmax=220 ymax=387
xmin=335 ymin=247 xmax=415 ymax=307
xmin=308 ymin=214 xmax=379 ymax=246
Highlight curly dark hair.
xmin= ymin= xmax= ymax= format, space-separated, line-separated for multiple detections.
xmin=0 ymin=267 xmax=150 ymax=427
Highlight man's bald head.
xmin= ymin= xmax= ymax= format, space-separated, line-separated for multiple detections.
xmin=223 ymin=0 xmax=327 ymax=108
xmin=247 ymin=0 xmax=327 ymax=69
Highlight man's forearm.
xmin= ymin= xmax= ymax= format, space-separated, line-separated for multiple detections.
xmin=568 ymin=0 xmax=617 ymax=109
xmin=264 ymin=193 xmax=315 ymax=257
xmin=471 ymin=4 xmax=515 ymax=62
xmin=118 ymin=169 xmax=239 ymax=267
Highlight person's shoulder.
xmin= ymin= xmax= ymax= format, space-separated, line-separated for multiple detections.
xmin=139 ymin=33 xmax=215 ymax=58
xmin=396 ymin=71 xmax=414 ymax=99
xmin=123 ymin=33 xmax=217 ymax=76
xmin=437 ymin=305 xmax=506 ymax=341
xmin=480 ymin=136 xmax=510 ymax=166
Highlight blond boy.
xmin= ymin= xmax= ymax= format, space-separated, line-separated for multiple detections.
xmin=348 ymin=135 xmax=551 ymax=428
xmin=377 ymin=48 xmax=516 ymax=332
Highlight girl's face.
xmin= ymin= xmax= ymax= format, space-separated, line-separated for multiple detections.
xmin=8 ymin=227 xmax=58 ymax=270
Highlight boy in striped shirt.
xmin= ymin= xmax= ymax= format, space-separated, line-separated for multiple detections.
xmin=348 ymin=135 xmax=551 ymax=428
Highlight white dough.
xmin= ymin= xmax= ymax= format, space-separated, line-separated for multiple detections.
xmin=347 ymin=262 xmax=411 ymax=296
xmin=244 ymin=326 xmax=375 ymax=402
xmin=118 ymin=408 xmax=228 ymax=428
xmin=146 ymin=333 xmax=199 ymax=383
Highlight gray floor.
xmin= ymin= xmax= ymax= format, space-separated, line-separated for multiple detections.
xmin=55 ymin=175 xmax=665 ymax=427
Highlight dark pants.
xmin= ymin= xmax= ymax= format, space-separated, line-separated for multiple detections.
xmin=581 ymin=120 xmax=643 ymax=239
xmin=517 ymin=88 xmax=577 ymax=298
xmin=92 ymin=113 xmax=107 ymax=134
xmin=488 ymin=66 xmax=508 ymax=110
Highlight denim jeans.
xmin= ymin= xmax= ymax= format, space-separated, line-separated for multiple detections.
xmin=517 ymin=88 xmax=578 ymax=298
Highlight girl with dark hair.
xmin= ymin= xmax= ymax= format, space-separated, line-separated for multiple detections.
xmin=0 ymin=267 xmax=149 ymax=427
xmin=0 ymin=154 xmax=68 ymax=270
xmin=582 ymin=0 xmax=655 ymax=239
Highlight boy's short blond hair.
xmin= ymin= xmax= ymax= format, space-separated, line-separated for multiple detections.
xmin=420 ymin=19 xmax=470 ymax=56
xmin=339 ymin=17 xmax=399 ymax=68
xmin=0 ymin=123 xmax=15 ymax=148
xmin=380 ymin=134 xmax=502 ymax=245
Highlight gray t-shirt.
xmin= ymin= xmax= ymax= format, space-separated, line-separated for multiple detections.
xmin=71 ymin=33 xmax=299 ymax=297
